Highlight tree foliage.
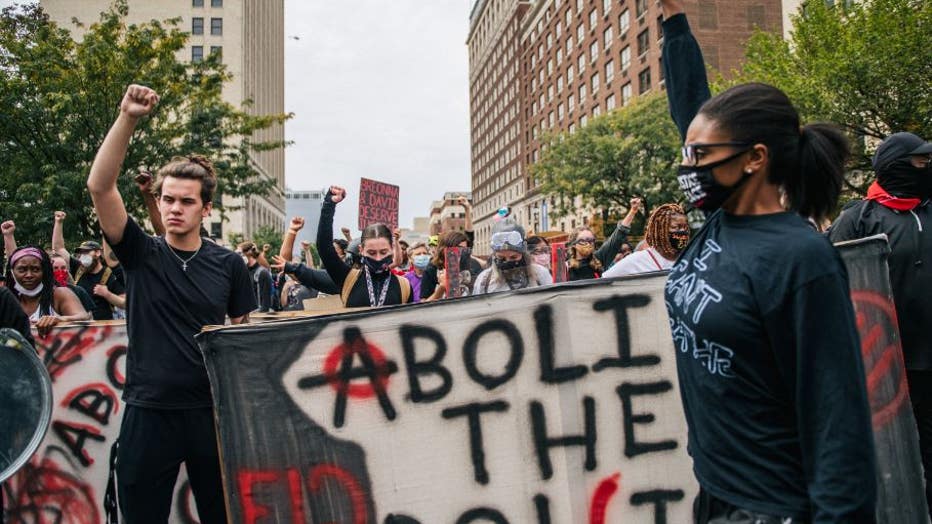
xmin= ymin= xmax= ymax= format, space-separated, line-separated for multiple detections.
xmin=0 ymin=1 xmax=292 ymax=246
xmin=530 ymin=94 xmax=683 ymax=221
xmin=736 ymin=0 xmax=932 ymax=194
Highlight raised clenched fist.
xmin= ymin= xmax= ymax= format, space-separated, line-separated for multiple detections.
xmin=135 ymin=169 xmax=154 ymax=192
xmin=630 ymin=197 xmax=643 ymax=212
xmin=290 ymin=216 xmax=305 ymax=232
xmin=54 ymin=211 xmax=67 ymax=222
xmin=0 ymin=220 xmax=14 ymax=235
xmin=328 ymin=186 xmax=346 ymax=204
xmin=120 ymin=84 xmax=160 ymax=118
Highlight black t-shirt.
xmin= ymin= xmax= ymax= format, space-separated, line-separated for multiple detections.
xmin=665 ymin=210 xmax=876 ymax=520
xmin=0 ymin=286 xmax=34 ymax=348
xmin=70 ymin=258 xmax=126 ymax=320
xmin=108 ymin=217 xmax=256 ymax=409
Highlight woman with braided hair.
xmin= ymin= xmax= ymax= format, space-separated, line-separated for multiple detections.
xmin=603 ymin=203 xmax=689 ymax=277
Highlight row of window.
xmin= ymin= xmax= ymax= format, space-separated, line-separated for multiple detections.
xmin=192 ymin=17 xmax=223 ymax=36
xmin=192 ymin=0 xmax=223 ymax=7
xmin=191 ymin=46 xmax=222 ymax=62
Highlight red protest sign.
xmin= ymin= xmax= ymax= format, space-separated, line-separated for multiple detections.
xmin=358 ymin=178 xmax=399 ymax=231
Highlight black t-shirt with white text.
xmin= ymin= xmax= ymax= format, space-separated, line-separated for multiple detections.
xmin=108 ymin=218 xmax=256 ymax=409
xmin=665 ymin=210 xmax=875 ymax=520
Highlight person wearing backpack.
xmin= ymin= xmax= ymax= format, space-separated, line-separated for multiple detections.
xmin=317 ymin=186 xmax=412 ymax=307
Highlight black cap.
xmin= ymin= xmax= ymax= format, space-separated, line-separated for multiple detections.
xmin=74 ymin=240 xmax=102 ymax=253
xmin=873 ymin=132 xmax=932 ymax=173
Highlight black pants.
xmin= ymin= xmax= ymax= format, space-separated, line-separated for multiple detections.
xmin=694 ymin=489 xmax=805 ymax=524
xmin=116 ymin=406 xmax=227 ymax=523
xmin=908 ymin=370 xmax=932 ymax=520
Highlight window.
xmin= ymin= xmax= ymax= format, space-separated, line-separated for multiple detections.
xmin=636 ymin=0 xmax=648 ymax=18
xmin=210 ymin=17 xmax=223 ymax=35
xmin=577 ymin=24 xmax=584 ymax=42
xmin=558 ymin=103 xmax=565 ymax=120
xmin=192 ymin=0 xmax=204 ymax=6
xmin=603 ymin=0 xmax=611 ymax=15
xmin=567 ymin=64 xmax=575 ymax=81
xmin=576 ymin=0 xmax=583 ymax=12
xmin=637 ymin=29 xmax=649 ymax=56
xmin=547 ymin=33 xmax=553 ymax=49
xmin=566 ymin=10 xmax=572 ymax=26
xmin=556 ymin=24 xmax=562 ymax=39
xmin=589 ymin=9 xmax=597 ymax=28
xmin=657 ymin=15 xmax=664 ymax=40
xmin=549 ymin=111 xmax=555 ymax=127
xmin=621 ymin=46 xmax=631 ymax=71
xmin=590 ymin=41 xmax=599 ymax=62
xmin=211 ymin=0 xmax=222 ymax=6
xmin=591 ymin=72 xmax=600 ymax=92
xmin=579 ymin=83 xmax=587 ymax=102
xmin=557 ymin=75 xmax=564 ymax=92
xmin=547 ymin=59 xmax=553 ymax=75
xmin=548 ymin=85 xmax=554 ymax=101
xmin=210 ymin=45 xmax=222 ymax=59
xmin=606 ymin=93 xmax=616 ymax=110
xmin=605 ymin=59 xmax=614 ymax=82
xmin=619 ymin=9 xmax=630 ymax=34
xmin=192 ymin=17 xmax=204 ymax=35
xmin=604 ymin=26 xmax=613 ymax=48
xmin=556 ymin=48 xmax=563 ymax=65
xmin=581 ymin=114 xmax=588 ymax=126
xmin=638 ymin=67 xmax=652 ymax=94
xmin=578 ymin=53 xmax=585 ymax=72
xmin=568 ymin=93 xmax=575 ymax=111
xmin=593 ymin=104 xmax=601 ymax=117
xmin=191 ymin=45 xmax=204 ymax=62
xmin=567 ymin=36 xmax=574 ymax=54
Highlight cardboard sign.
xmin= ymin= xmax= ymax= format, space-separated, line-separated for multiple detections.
xmin=444 ymin=247 xmax=474 ymax=298
xmin=358 ymin=177 xmax=399 ymax=231
xmin=200 ymin=275 xmax=698 ymax=523
xmin=551 ymin=243 xmax=568 ymax=283
xmin=2 ymin=323 xmax=197 ymax=523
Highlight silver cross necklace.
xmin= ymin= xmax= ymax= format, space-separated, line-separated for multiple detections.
xmin=168 ymin=242 xmax=202 ymax=271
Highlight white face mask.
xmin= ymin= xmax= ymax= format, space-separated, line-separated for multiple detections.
xmin=14 ymin=279 xmax=43 ymax=297
xmin=79 ymin=254 xmax=94 ymax=268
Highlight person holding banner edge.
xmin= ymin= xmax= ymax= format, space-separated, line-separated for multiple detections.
xmin=660 ymin=0 xmax=876 ymax=522
xmin=317 ymin=186 xmax=413 ymax=307
xmin=87 ymin=84 xmax=256 ymax=522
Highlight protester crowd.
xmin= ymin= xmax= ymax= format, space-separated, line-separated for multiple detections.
xmin=2 ymin=0 xmax=932 ymax=521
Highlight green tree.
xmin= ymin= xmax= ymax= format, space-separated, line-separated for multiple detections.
xmin=250 ymin=225 xmax=284 ymax=262
xmin=736 ymin=0 xmax=932 ymax=195
xmin=0 ymin=1 xmax=292 ymax=246
xmin=530 ymin=94 xmax=683 ymax=225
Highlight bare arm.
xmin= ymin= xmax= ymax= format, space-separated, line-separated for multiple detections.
xmin=102 ymin=239 xmax=120 ymax=268
xmin=87 ymin=85 xmax=159 ymax=244
xmin=258 ymin=246 xmax=271 ymax=270
xmin=458 ymin=196 xmax=473 ymax=232
xmin=390 ymin=229 xmax=402 ymax=269
xmin=135 ymin=170 xmax=165 ymax=236
xmin=659 ymin=0 xmax=685 ymax=18
xmin=1 ymin=221 xmax=17 ymax=260
xmin=93 ymin=284 xmax=126 ymax=309
xmin=280 ymin=216 xmax=304 ymax=262
xmin=54 ymin=287 xmax=91 ymax=321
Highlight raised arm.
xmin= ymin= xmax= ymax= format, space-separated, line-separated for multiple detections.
xmin=458 ymin=196 xmax=473 ymax=233
xmin=317 ymin=186 xmax=351 ymax=286
xmin=1 ymin=220 xmax=17 ymax=260
xmin=595 ymin=198 xmax=642 ymax=267
xmin=660 ymin=0 xmax=710 ymax=141
xmin=258 ymin=244 xmax=271 ymax=269
xmin=390 ymin=228 xmax=403 ymax=269
xmin=280 ymin=216 xmax=304 ymax=262
xmin=135 ymin=169 xmax=165 ymax=236
xmin=50 ymin=212 xmax=70 ymax=259
xmin=87 ymin=85 xmax=159 ymax=244
xmin=272 ymin=255 xmax=340 ymax=295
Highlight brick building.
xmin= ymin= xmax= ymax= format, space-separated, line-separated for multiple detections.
xmin=428 ymin=192 xmax=473 ymax=236
xmin=468 ymin=0 xmax=783 ymax=254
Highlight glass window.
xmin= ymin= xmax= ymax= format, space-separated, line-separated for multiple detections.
xmin=589 ymin=9 xmax=597 ymax=28
xmin=577 ymin=24 xmax=584 ymax=42
xmin=576 ymin=0 xmax=583 ymax=12
xmin=604 ymin=26 xmax=613 ymax=48
xmin=639 ymin=67 xmax=652 ymax=94
xmin=211 ymin=0 xmax=222 ymax=6
xmin=193 ymin=0 xmax=204 ymax=6
xmin=607 ymin=93 xmax=616 ymax=110
xmin=579 ymin=83 xmax=587 ymax=102
xmin=637 ymin=29 xmax=649 ymax=56
xmin=621 ymin=46 xmax=631 ymax=70
xmin=567 ymin=36 xmax=574 ymax=54
xmin=619 ymin=9 xmax=630 ymax=34
xmin=581 ymin=114 xmax=588 ymax=126
xmin=603 ymin=0 xmax=611 ymax=14
xmin=191 ymin=45 xmax=204 ymax=62
xmin=636 ymin=0 xmax=648 ymax=18
xmin=558 ymin=103 xmax=565 ymax=120
xmin=605 ymin=59 xmax=614 ymax=82
xmin=568 ymin=64 xmax=575 ymax=81
xmin=578 ymin=53 xmax=585 ymax=72
xmin=210 ymin=45 xmax=222 ymax=60
xmin=590 ymin=41 xmax=598 ymax=62
xmin=623 ymin=83 xmax=633 ymax=106
xmin=557 ymin=75 xmax=564 ymax=92
xmin=556 ymin=48 xmax=563 ymax=65
xmin=591 ymin=72 xmax=600 ymax=92
xmin=569 ymin=93 xmax=575 ymax=110
xmin=547 ymin=33 xmax=553 ymax=49
xmin=192 ymin=17 xmax=204 ymax=35
xmin=593 ymin=104 xmax=601 ymax=117
xmin=210 ymin=17 xmax=223 ymax=35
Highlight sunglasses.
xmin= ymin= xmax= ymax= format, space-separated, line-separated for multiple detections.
xmin=681 ymin=141 xmax=751 ymax=166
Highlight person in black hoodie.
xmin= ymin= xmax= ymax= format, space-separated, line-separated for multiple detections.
xmin=659 ymin=0 xmax=876 ymax=522
xmin=830 ymin=131 xmax=932 ymax=517
xmin=317 ymin=186 xmax=412 ymax=307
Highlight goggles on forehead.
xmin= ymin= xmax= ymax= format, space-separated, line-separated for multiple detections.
xmin=490 ymin=231 xmax=525 ymax=252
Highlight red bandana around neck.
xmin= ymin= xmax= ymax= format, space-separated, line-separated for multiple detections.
xmin=865 ymin=181 xmax=921 ymax=211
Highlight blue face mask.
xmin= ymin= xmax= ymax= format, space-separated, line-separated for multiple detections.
xmin=412 ymin=254 xmax=431 ymax=269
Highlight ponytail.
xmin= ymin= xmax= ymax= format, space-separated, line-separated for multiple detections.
xmin=698 ymin=83 xmax=849 ymax=222
xmin=792 ymin=123 xmax=849 ymax=222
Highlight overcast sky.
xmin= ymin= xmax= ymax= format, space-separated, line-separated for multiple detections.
xmin=285 ymin=0 xmax=472 ymax=230
xmin=1 ymin=0 xmax=473 ymax=231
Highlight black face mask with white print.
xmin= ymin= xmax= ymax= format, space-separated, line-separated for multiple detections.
xmin=677 ymin=149 xmax=752 ymax=211
xmin=362 ymin=255 xmax=392 ymax=276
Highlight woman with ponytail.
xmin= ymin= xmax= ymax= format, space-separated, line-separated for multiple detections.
xmin=659 ymin=1 xmax=876 ymax=522
xmin=603 ymin=203 xmax=689 ymax=277
xmin=5 ymin=246 xmax=89 ymax=335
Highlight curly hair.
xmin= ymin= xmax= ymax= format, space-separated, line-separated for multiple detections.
xmin=644 ymin=203 xmax=687 ymax=260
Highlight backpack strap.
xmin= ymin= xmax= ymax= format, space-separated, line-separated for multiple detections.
xmin=99 ymin=267 xmax=112 ymax=287
xmin=74 ymin=264 xmax=86 ymax=284
xmin=397 ymin=275 xmax=411 ymax=304
xmin=341 ymin=269 xmax=362 ymax=305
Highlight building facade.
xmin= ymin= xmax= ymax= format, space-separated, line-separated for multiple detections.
xmin=468 ymin=0 xmax=783 ymax=254
xmin=284 ymin=188 xmax=324 ymax=256
xmin=40 ymin=0 xmax=286 ymax=243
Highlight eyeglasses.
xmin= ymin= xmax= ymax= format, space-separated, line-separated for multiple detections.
xmin=681 ymin=141 xmax=751 ymax=166
xmin=575 ymin=238 xmax=595 ymax=245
